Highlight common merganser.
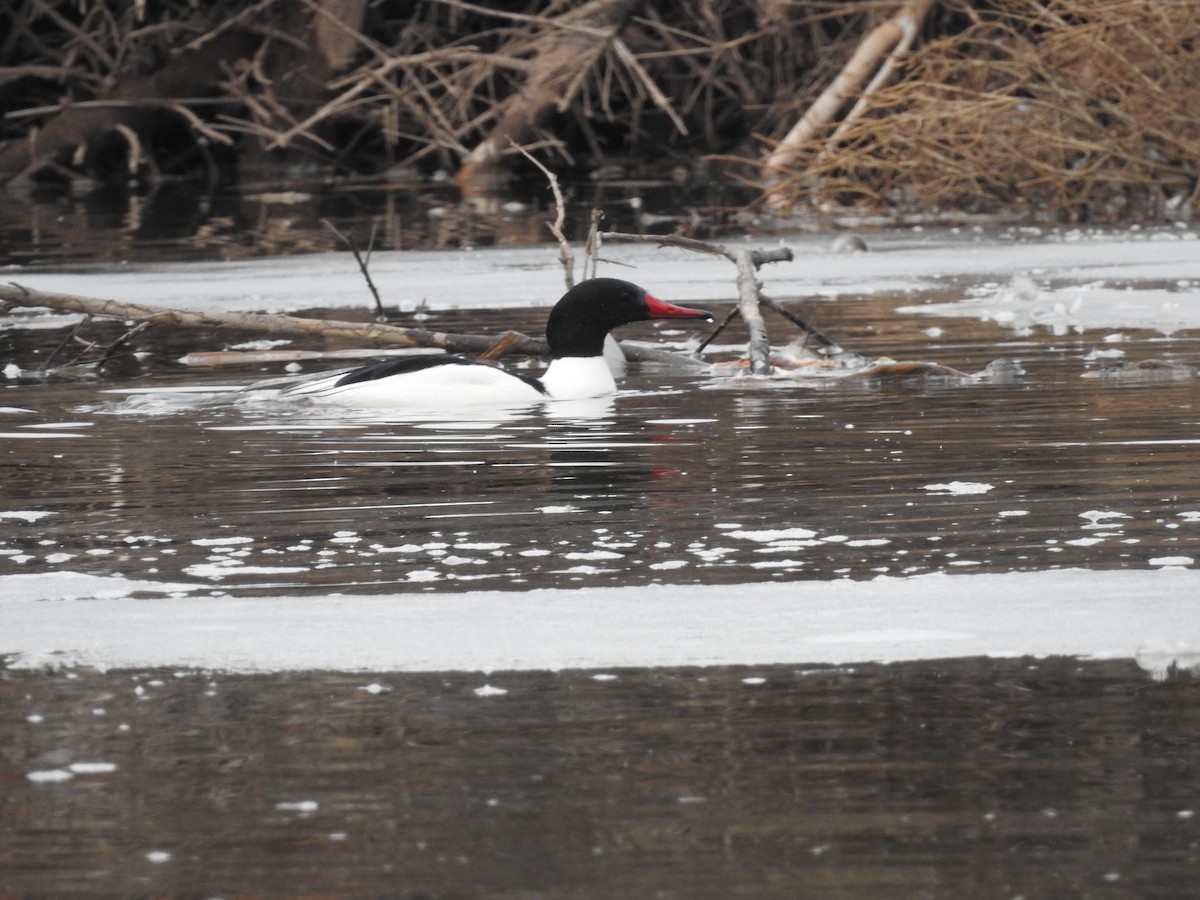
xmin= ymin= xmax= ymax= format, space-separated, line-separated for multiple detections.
xmin=286 ymin=277 xmax=712 ymax=408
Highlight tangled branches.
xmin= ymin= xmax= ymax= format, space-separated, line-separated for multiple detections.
xmin=764 ymin=0 xmax=1200 ymax=223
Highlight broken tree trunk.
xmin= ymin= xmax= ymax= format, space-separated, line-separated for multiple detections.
xmin=762 ymin=0 xmax=938 ymax=199
xmin=454 ymin=0 xmax=636 ymax=194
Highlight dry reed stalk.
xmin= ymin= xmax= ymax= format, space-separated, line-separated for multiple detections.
xmin=763 ymin=0 xmax=1200 ymax=221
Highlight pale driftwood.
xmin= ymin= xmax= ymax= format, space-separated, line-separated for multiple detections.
xmin=512 ymin=143 xmax=574 ymax=290
xmin=762 ymin=0 xmax=938 ymax=186
xmin=731 ymin=248 xmax=772 ymax=376
xmin=0 ymin=283 xmax=548 ymax=357
xmin=598 ymin=231 xmax=795 ymax=376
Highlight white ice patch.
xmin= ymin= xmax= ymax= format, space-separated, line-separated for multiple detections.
xmin=275 ymin=800 xmax=319 ymax=812
xmin=0 ymin=510 xmax=55 ymax=522
xmin=68 ymin=762 xmax=117 ymax=774
xmin=726 ymin=528 xmax=819 ymax=542
xmin=26 ymin=769 xmax=74 ymax=783
xmin=1079 ymin=510 xmax=1131 ymax=527
xmin=923 ymin=481 xmax=994 ymax=495
xmin=4 ymin=569 xmax=1199 ymax=675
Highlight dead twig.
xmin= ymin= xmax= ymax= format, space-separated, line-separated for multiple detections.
xmin=511 ymin=141 xmax=574 ymax=289
xmin=320 ymin=218 xmax=386 ymax=319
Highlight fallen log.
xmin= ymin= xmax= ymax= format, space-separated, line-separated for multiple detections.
xmin=0 ymin=282 xmax=704 ymax=368
xmin=0 ymin=283 xmax=547 ymax=357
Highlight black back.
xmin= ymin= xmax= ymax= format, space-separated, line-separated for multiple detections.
xmin=334 ymin=355 xmax=546 ymax=394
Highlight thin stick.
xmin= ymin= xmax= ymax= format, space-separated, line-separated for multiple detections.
xmin=583 ymin=208 xmax=604 ymax=281
xmin=694 ymin=305 xmax=741 ymax=354
xmin=760 ymin=296 xmax=839 ymax=350
xmin=511 ymin=141 xmax=574 ymax=289
xmin=97 ymin=321 xmax=151 ymax=369
xmin=320 ymin=218 xmax=385 ymax=319
xmin=40 ymin=313 xmax=93 ymax=373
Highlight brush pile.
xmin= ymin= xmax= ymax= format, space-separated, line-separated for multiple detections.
xmin=1 ymin=0 xmax=1195 ymax=224
xmin=763 ymin=0 xmax=1200 ymax=222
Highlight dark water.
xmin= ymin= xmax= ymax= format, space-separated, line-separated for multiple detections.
xmin=3 ymin=298 xmax=1200 ymax=594
xmin=3 ymin=658 xmax=1199 ymax=898
xmin=0 ymin=176 xmax=742 ymax=266
xmin=4 ymin=260 xmax=1200 ymax=895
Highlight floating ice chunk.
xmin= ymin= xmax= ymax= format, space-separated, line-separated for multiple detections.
xmin=727 ymin=528 xmax=819 ymax=542
xmin=275 ymin=800 xmax=319 ymax=812
xmin=440 ymin=555 xmax=485 ymax=566
xmin=997 ymin=510 xmax=1029 ymax=517
xmin=1137 ymin=641 xmax=1200 ymax=680
xmin=145 ymin=851 xmax=172 ymax=864
xmin=27 ymin=769 xmax=74 ymax=783
xmin=995 ymin=274 xmax=1040 ymax=304
xmin=68 ymin=762 xmax=117 ymax=774
xmin=1084 ymin=348 xmax=1125 ymax=361
xmin=0 ymin=510 xmax=54 ymax=522
xmin=1149 ymin=556 xmax=1193 ymax=567
xmin=1079 ymin=510 xmax=1131 ymax=526
xmin=473 ymin=684 xmax=508 ymax=697
xmin=564 ymin=550 xmax=623 ymax=561
xmin=192 ymin=536 xmax=254 ymax=547
xmin=357 ymin=683 xmax=390 ymax=694
xmin=1065 ymin=538 xmax=1104 ymax=547
xmin=922 ymin=481 xmax=994 ymax=495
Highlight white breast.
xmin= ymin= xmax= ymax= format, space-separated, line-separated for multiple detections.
xmin=538 ymin=356 xmax=618 ymax=400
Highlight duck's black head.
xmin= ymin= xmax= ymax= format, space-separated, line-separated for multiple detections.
xmin=544 ymin=277 xmax=712 ymax=358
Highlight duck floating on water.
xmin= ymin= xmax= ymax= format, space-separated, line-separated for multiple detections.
xmin=285 ymin=277 xmax=712 ymax=408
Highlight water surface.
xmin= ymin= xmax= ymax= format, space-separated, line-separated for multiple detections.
xmin=4 ymin=245 xmax=1200 ymax=897
xmin=4 ymin=297 xmax=1199 ymax=594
